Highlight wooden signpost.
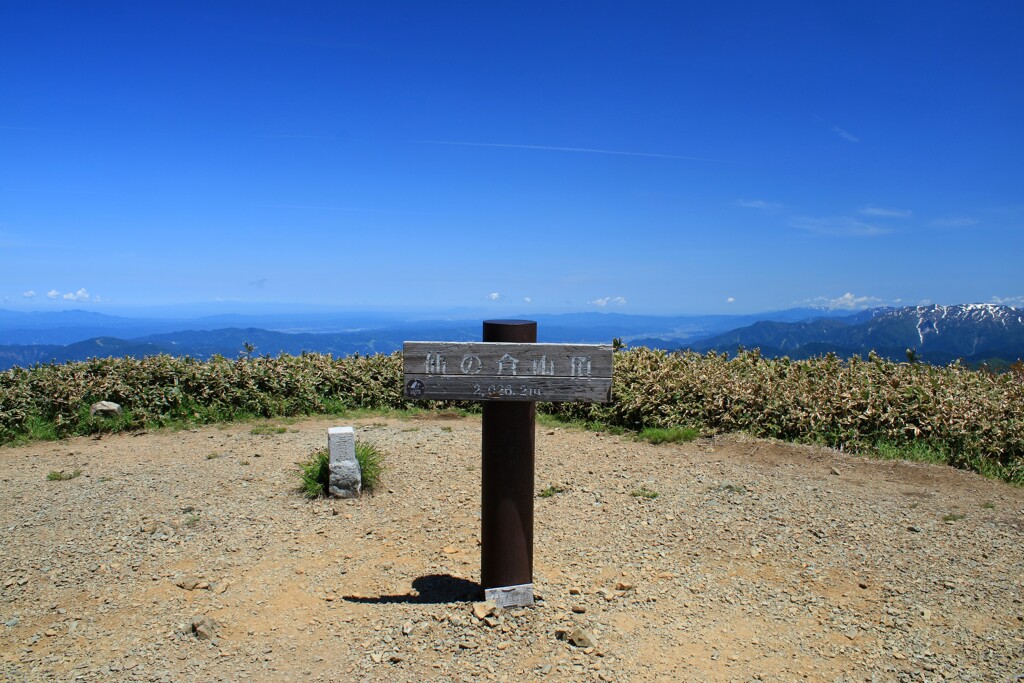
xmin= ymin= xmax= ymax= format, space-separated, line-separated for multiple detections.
xmin=403 ymin=320 xmax=613 ymax=608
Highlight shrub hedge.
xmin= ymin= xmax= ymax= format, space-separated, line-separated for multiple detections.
xmin=1 ymin=348 xmax=1021 ymax=483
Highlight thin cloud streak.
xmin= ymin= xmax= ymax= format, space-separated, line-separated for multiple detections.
xmin=831 ymin=125 xmax=861 ymax=143
xmin=860 ymin=206 xmax=911 ymax=218
xmin=790 ymin=216 xmax=889 ymax=237
xmin=737 ymin=199 xmax=783 ymax=210
xmin=415 ymin=140 xmax=736 ymax=164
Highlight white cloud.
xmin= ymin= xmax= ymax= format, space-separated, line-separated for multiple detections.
xmin=860 ymin=206 xmax=911 ymax=218
xmin=991 ymin=295 xmax=1024 ymax=307
xmin=805 ymin=292 xmax=884 ymax=310
xmin=588 ymin=296 xmax=627 ymax=307
xmin=488 ymin=292 xmax=501 ymax=301
xmin=62 ymin=288 xmax=91 ymax=302
xmin=737 ymin=199 xmax=782 ymax=210
xmin=47 ymin=289 xmax=60 ymax=299
xmin=831 ymin=125 xmax=860 ymax=143
xmin=790 ymin=216 xmax=889 ymax=237
xmin=523 ymin=297 xmax=532 ymax=303
xmin=726 ymin=297 xmax=735 ymax=304
xmin=22 ymin=290 xmax=36 ymax=298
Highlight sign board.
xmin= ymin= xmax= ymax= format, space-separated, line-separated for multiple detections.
xmin=403 ymin=341 xmax=613 ymax=403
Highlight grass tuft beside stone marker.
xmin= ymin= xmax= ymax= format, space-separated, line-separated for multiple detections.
xmin=354 ymin=442 xmax=384 ymax=493
xmin=297 ymin=448 xmax=331 ymax=499
xmin=297 ymin=442 xmax=384 ymax=499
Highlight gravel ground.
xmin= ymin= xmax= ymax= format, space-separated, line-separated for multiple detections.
xmin=1 ymin=413 xmax=1023 ymax=682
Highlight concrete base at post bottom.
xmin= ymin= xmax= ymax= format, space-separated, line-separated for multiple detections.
xmin=484 ymin=583 xmax=534 ymax=608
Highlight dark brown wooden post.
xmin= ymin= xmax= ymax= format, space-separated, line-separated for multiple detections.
xmin=402 ymin=329 xmax=612 ymax=608
xmin=480 ymin=319 xmax=536 ymax=605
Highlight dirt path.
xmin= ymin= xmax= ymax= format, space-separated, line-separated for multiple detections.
xmin=2 ymin=414 xmax=1022 ymax=682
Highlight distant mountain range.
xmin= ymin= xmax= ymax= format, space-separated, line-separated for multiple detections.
xmin=0 ymin=304 xmax=1021 ymax=370
xmin=688 ymin=304 xmax=1024 ymax=365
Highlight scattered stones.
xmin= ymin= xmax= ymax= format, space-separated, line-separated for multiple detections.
xmin=1 ymin=417 xmax=1022 ymax=682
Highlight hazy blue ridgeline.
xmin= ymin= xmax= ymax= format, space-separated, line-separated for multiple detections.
xmin=2 ymin=305 xmax=1023 ymax=371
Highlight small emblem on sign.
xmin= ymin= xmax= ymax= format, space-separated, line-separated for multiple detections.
xmin=406 ymin=379 xmax=425 ymax=398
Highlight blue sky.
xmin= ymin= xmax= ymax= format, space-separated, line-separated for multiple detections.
xmin=2 ymin=1 xmax=1022 ymax=316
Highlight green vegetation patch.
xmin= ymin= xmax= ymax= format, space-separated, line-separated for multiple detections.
xmin=251 ymin=425 xmax=287 ymax=435
xmin=538 ymin=484 xmax=567 ymax=498
xmin=355 ymin=442 xmax=384 ymax=493
xmin=543 ymin=347 xmax=1024 ymax=485
xmin=638 ymin=426 xmax=699 ymax=444
xmin=3 ymin=346 xmax=1023 ymax=484
xmin=631 ymin=486 xmax=659 ymax=499
xmin=46 ymin=469 xmax=81 ymax=481
xmin=297 ymin=448 xmax=331 ymax=499
xmin=873 ymin=440 xmax=948 ymax=465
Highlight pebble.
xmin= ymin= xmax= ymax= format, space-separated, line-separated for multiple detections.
xmin=472 ymin=601 xmax=497 ymax=620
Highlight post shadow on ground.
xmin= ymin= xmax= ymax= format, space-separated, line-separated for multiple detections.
xmin=343 ymin=574 xmax=483 ymax=605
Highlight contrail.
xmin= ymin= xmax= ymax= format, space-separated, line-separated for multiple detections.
xmin=414 ymin=140 xmax=735 ymax=163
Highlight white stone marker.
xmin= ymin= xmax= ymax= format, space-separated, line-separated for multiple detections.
xmin=328 ymin=426 xmax=361 ymax=498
